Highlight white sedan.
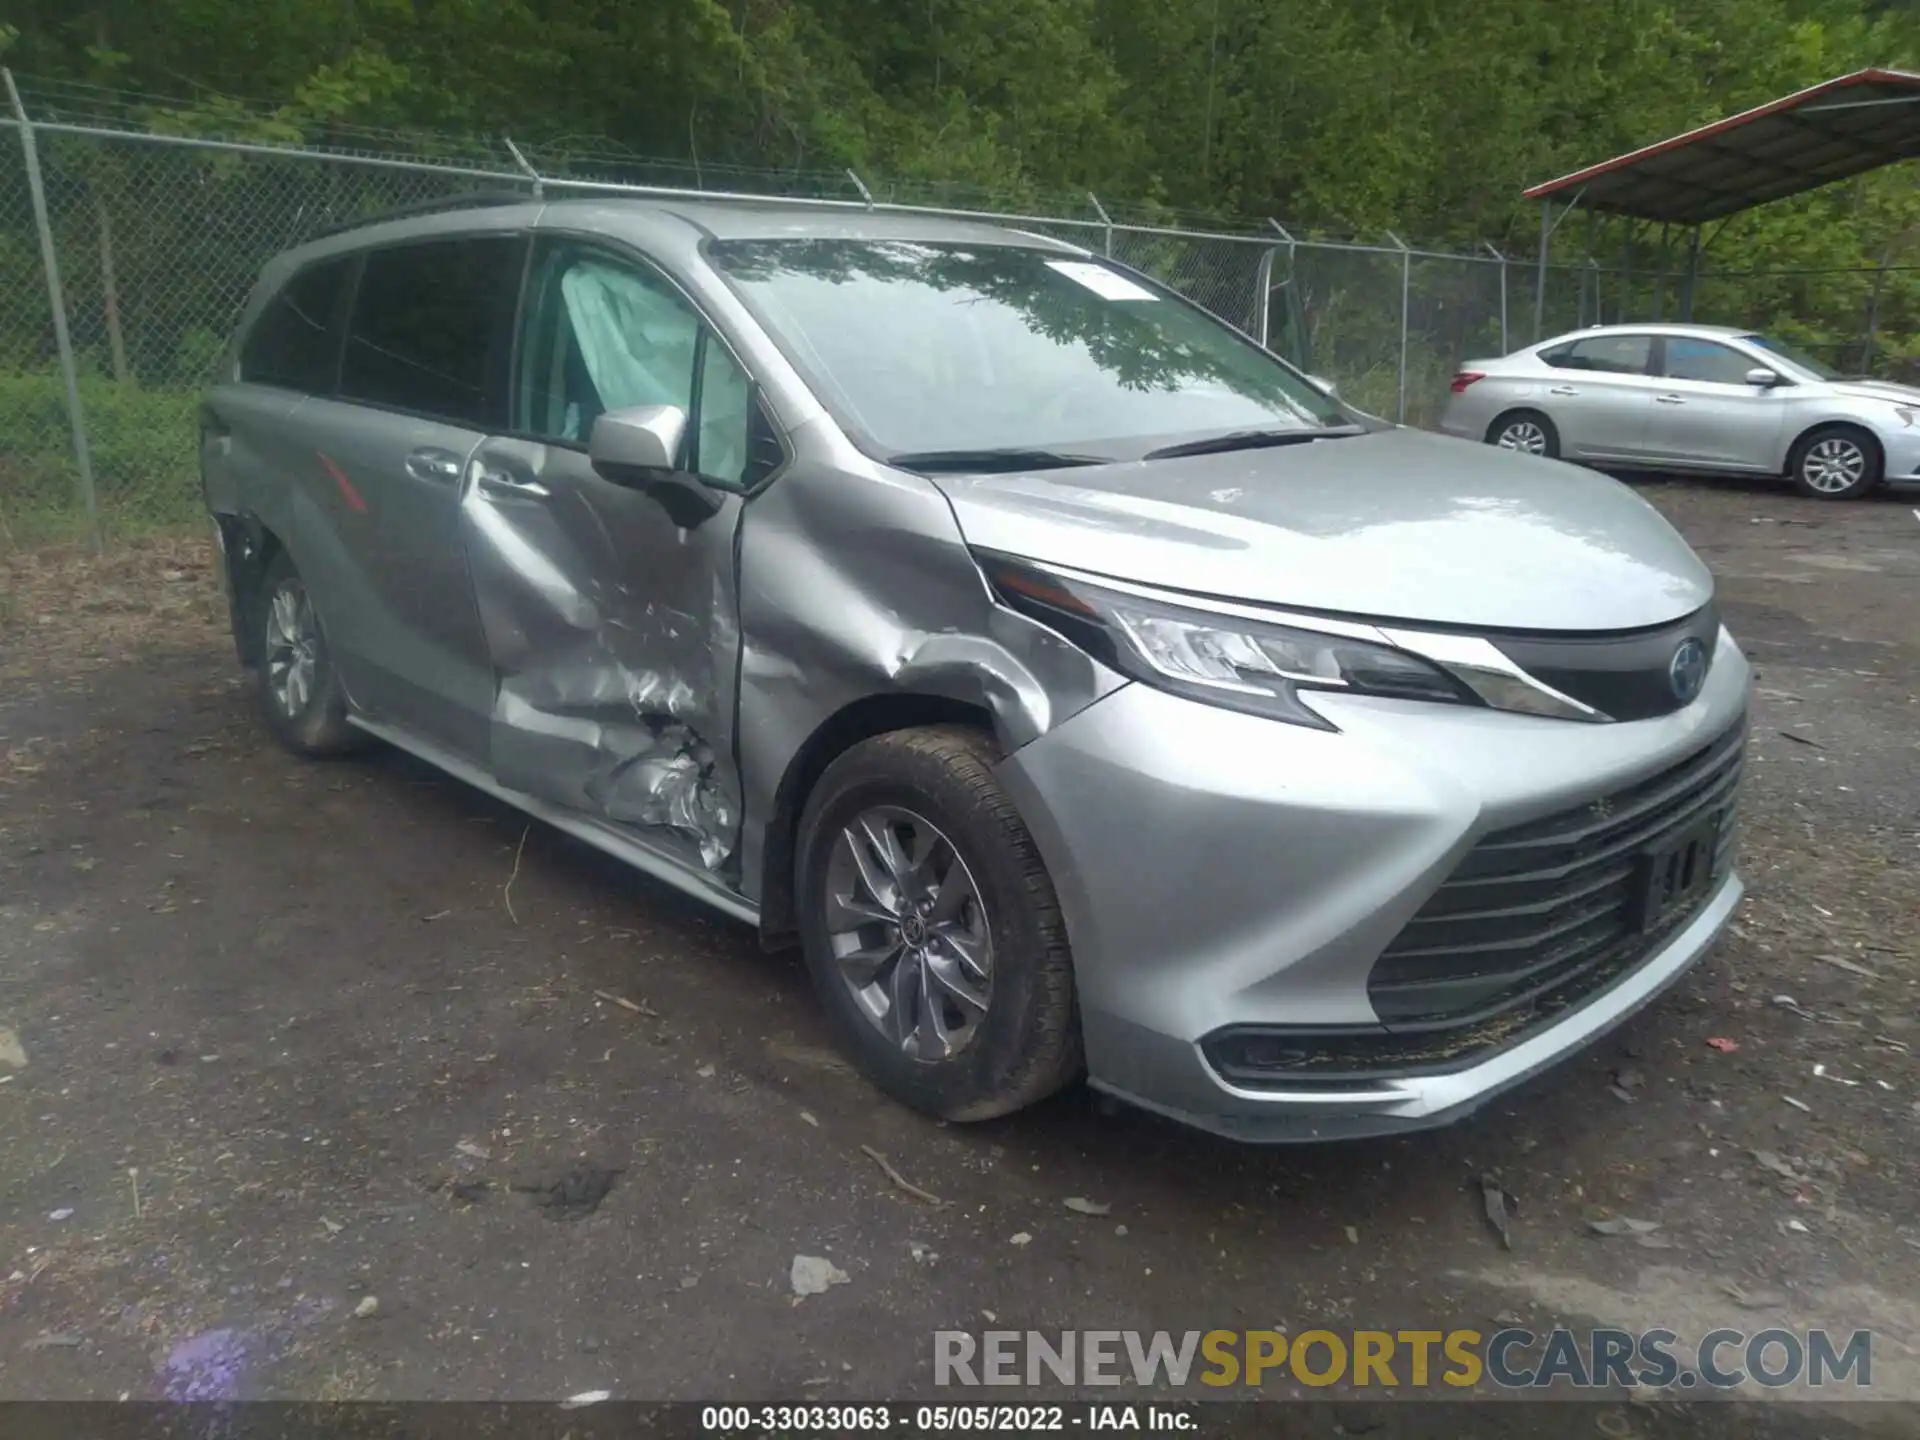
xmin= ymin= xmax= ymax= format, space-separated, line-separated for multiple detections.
xmin=1440 ymin=322 xmax=1919 ymax=500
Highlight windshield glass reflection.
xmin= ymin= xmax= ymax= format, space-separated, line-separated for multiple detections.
xmin=708 ymin=239 xmax=1344 ymax=458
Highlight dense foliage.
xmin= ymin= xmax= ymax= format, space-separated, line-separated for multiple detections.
xmin=7 ymin=1 xmax=1920 ymax=536
xmin=8 ymin=2 xmax=1920 ymax=239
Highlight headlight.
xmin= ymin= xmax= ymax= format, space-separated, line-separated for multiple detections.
xmin=979 ymin=553 xmax=1475 ymax=729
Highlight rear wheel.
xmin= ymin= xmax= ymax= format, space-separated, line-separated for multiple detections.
xmin=1487 ymin=409 xmax=1559 ymax=459
xmin=795 ymin=726 xmax=1080 ymax=1122
xmin=256 ymin=552 xmax=361 ymax=757
xmin=1788 ymin=424 xmax=1882 ymax=500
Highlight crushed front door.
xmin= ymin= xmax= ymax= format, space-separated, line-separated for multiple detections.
xmin=460 ymin=235 xmax=755 ymax=874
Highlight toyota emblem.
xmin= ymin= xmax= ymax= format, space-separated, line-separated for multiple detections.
xmin=1668 ymin=637 xmax=1708 ymax=704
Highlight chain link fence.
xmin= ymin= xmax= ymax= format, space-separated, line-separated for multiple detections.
xmin=3 ymin=77 xmax=1891 ymax=547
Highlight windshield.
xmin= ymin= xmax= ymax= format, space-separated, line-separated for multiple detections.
xmin=1741 ymin=333 xmax=1840 ymax=381
xmin=706 ymin=239 xmax=1344 ymax=459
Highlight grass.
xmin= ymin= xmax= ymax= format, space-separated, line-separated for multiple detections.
xmin=0 ymin=369 xmax=205 ymax=544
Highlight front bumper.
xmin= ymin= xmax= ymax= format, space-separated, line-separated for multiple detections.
xmin=1877 ymin=423 xmax=1920 ymax=480
xmin=995 ymin=634 xmax=1752 ymax=1142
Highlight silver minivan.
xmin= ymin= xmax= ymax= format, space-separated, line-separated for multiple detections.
xmin=203 ymin=196 xmax=1750 ymax=1142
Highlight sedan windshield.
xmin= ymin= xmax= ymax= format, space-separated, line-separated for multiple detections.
xmin=706 ymin=239 xmax=1344 ymax=460
xmin=1741 ymin=333 xmax=1840 ymax=381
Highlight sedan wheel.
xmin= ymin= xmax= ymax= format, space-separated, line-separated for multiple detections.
xmin=1790 ymin=425 xmax=1882 ymax=501
xmin=1489 ymin=411 xmax=1558 ymax=458
xmin=1800 ymin=436 xmax=1867 ymax=495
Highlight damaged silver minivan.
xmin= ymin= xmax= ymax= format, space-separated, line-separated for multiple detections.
xmin=203 ymin=195 xmax=1750 ymax=1141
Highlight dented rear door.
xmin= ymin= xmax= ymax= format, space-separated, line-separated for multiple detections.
xmin=461 ymin=235 xmax=750 ymax=875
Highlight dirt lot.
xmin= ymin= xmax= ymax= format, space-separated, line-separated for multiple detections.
xmin=1 ymin=480 xmax=1917 ymax=1434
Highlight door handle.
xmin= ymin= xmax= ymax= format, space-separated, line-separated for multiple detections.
xmin=405 ymin=448 xmax=464 ymax=483
xmin=474 ymin=466 xmax=552 ymax=501
xmin=1654 ymin=394 xmax=1686 ymax=405
xmin=1547 ymin=385 xmax=1578 ymax=396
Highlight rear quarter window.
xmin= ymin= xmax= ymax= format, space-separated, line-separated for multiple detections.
xmin=238 ymin=256 xmax=353 ymax=393
xmin=1542 ymin=334 xmax=1652 ymax=375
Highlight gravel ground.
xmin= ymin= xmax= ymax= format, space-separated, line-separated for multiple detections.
xmin=0 ymin=480 xmax=1916 ymax=1436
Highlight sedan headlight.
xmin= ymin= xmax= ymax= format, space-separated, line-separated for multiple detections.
xmin=979 ymin=553 xmax=1475 ymax=730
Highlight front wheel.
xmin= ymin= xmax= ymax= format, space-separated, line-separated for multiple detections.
xmin=1487 ymin=409 xmax=1560 ymax=459
xmin=795 ymin=726 xmax=1080 ymax=1122
xmin=1788 ymin=425 xmax=1882 ymax=500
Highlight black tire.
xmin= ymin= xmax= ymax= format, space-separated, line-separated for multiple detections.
xmin=255 ymin=552 xmax=362 ymax=758
xmin=1788 ymin=423 xmax=1882 ymax=500
xmin=795 ymin=725 xmax=1081 ymax=1122
xmin=1486 ymin=409 xmax=1560 ymax=459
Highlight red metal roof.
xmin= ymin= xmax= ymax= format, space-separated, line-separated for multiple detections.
xmin=1524 ymin=68 xmax=1920 ymax=225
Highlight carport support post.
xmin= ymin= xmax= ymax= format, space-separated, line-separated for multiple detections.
xmin=1680 ymin=226 xmax=1701 ymax=322
xmin=1652 ymin=223 xmax=1671 ymax=321
xmin=1533 ymin=200 xmax=1551 ymax=342
xmin=1582 ymin=208 xmax=1598 ymax=325
xmin=5 ymin=69 xmax=98 ymax=553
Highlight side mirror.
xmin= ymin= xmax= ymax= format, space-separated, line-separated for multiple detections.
xmin=587 ymin=404 xmax=722 ymax=526
xmin=1308 ymin=374 xmax=1340 ymax=398
xmin=1745 ymin=367 xmax=1782 ymax=388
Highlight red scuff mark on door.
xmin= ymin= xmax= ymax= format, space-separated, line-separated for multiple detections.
xmin=316 ymin=451 xmax=368 ymax=513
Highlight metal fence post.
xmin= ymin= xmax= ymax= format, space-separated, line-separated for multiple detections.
xmin=1088 ymin=192 xmax=1113 ymax=258
xmin=1385 ymin=230 xmax=1410 ymax=424
xmin=1261 ymin=220 xmax=1296 ymax=352
xmin=5 ymin=69 xmax=100 ymax=551
xmin=1482 ymin=242 xmax=1507 ymax=354
xmin=503 ymin=136 xmax=543 ymax=198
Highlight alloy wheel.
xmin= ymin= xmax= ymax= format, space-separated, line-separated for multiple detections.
xmin=823 ymin=806 xmax=993 ymax=1062
xmin=264 ymin=582 xmax=319 ymax=719
xmin=1496 ymin=420 xmax=1548 ymax=455
xmin=1801 ymin=436 xmax=1867 ymax=495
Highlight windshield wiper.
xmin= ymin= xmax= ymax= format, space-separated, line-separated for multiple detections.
xmin=1143 ymin=424 xmax=1364 ymax=461
xmin=884 ymin=447 xmax=1109 ymax=474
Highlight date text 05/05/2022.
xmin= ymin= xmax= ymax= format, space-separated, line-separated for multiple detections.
xmin=700 ymin=1404 xmax=1193 ymax=1431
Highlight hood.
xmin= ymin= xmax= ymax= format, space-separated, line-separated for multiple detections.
xmin=931 ymin=428 xmax=1713 ymax=632
xmin=1831 ymin=378 xmax=1920 ymax=405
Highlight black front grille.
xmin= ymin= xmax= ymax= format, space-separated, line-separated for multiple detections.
xmin=1367 ymin=716 xmax=1746 ymax=1028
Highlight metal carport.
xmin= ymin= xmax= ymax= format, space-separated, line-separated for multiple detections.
xmin=1523 ymin=67 xmax=1920 ymax=340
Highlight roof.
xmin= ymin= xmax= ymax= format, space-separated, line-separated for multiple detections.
xmin=596 ymin=196 xmax=1084 ymax=248
xmin=1524 ymin=68 xmax=1920 ymax=225
xmin=295 ymin=190 xmax=1089 ymax=257
xmin=1540 ymin=323 xmax=1750 ymax=343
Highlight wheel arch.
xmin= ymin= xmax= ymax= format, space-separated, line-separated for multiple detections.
xmin=1784 ymin=416 xmax=1883 ymax=471
xmin=756 ymin=692 xmax=997 ymax=950
xmin=212 ymin=510 xmax=286 ymax=668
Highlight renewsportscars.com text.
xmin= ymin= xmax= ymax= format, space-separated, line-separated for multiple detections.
xmin=934 ymin=1327 xmax=1872 ymax=1391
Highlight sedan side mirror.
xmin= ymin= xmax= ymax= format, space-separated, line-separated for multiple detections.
xmin=1744 ymin=367 xmax=1783 ymax=388
xmin=1308 ymin=374 xmax=1340 ymax=398
xmin=588 ymin=404 xmax=723 ymax=526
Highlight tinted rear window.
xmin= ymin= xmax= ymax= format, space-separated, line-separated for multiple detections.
xmin=239 ymin=257 xmax=351 ymax=393
xmin=340 ymin=236 xmax=523 ymax=426
xmin=1542 ymin=334 xmax=1652 ymax=375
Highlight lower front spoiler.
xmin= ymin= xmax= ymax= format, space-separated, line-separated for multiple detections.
xmin=1091 ymin=871 xmax=1743 ymax=1144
